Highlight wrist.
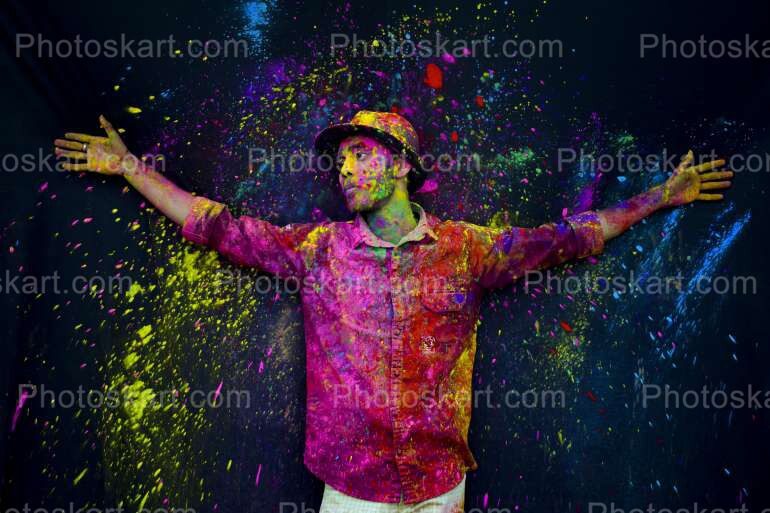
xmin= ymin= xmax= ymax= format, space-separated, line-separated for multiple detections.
xmin=650 ymin=183 xmax=669 ymax=210
xmin=119 ymin=153 xmax=142 ymax=177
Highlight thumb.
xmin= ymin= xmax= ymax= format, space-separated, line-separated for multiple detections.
xmin=99 ymin=115 xmax=119 ymax=139
xmin=676 ymin=149 xmax=694 ymax=172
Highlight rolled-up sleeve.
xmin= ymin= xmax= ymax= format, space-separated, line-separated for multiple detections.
xmin=181 ymin=196 xmax=319 ymax=279
xmin=470 ymin=210 xmax=604 ymax=289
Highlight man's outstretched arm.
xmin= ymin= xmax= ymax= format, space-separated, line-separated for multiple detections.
xmin=471 ymin=150 xmax=734 ymax=289
xmin=597 ymin=150 xmax=733 ymax=241
xmin=54 ymin=115 xmax=316 ymax=278
xmin=54 ymin=115 xmax=194 ymax=225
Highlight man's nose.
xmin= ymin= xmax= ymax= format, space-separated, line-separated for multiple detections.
xmin=339 ymin=156 xmax=354 ymax=177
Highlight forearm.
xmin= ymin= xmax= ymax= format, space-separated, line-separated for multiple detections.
xmin=596 ymin=184 xmax=666 ymax=241
xmin=120 ymin=155 xmax=196 ymax=226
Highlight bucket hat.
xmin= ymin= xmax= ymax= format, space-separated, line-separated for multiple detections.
xmin=314 ymin=110 xmax=427 ymax=193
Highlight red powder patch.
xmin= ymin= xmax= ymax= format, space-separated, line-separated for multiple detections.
xmin=423 ymin=63 xmax=443 ymax=89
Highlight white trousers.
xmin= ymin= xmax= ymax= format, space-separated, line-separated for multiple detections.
xmin=319 ymin=475 xmax=466 ymax=513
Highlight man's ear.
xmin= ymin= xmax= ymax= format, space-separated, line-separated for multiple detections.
xmin=393 ymin=153 xmax=412 ymax=179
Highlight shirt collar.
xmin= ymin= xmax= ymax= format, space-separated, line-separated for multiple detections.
xmin=352 ymin=202 xmax=438 ymax=248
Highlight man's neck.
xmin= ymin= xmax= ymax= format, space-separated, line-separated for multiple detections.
xmin=363 ymin=187 xmax=417 ymax=245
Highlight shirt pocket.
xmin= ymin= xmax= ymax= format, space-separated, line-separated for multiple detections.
xmin=420 ymin=282 xmax=470 ymax=313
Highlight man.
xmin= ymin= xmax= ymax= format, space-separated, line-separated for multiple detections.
xmin=54 ymin=111 xmax=733 ymax=512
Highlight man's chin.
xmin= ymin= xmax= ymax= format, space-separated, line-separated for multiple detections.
xmin=345 ymin=200 xmax=372 ymax=213
xmin=344 ymin=194 xmax=375 ymax=213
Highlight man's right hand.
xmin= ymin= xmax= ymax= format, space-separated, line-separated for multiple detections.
xmin=54 ymin=114 xmax=196 ymax=226
xmin=54 ymin=115 xmax=131 ymax=176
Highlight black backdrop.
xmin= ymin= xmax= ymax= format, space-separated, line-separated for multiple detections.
xmin=2 ymin=1 xmax=770 ymax=512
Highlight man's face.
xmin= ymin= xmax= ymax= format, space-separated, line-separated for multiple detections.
xmin=336 ymin=135 xmax=409 ymax=212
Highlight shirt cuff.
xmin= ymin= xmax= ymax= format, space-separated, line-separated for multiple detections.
xmin=564 ymin=210 xmax=605 ymax=259
xmin=181 ymin=196 xmax=228 ymax=246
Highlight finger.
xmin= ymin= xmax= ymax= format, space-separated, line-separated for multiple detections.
xmin=64 ymin=132 xmax=104 ymax=143
xmin=700 ymin=181 xmax=731 ymax=190
xmin=54 ymin=139 xmax=89 ymax=151
xmin=696 ymin=193 xmax=724 ymax=201
xmin=700 ymin=171 xmax=734 ymax=181
xmin=99 ymin=115 xmax=119 ymax=139
xmin=691 ymin=159 xmax=726 ymax=173
xmin=55 ymin=149 xmax=87 ymax=160
xmin=61 ymin=162 xmax=92 ymax=171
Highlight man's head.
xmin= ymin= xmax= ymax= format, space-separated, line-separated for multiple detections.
xmin=335 ymin=134 xmax=412 ymax=212
xmin=314 ymin=110 xmax=427 ymax=212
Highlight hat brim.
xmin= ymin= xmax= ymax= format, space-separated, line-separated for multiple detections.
xmin=314 ymin=123 xmax=427 ymax=193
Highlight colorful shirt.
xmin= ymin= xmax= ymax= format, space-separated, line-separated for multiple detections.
xmin=181 ymin=197 xmax=604 ymax=504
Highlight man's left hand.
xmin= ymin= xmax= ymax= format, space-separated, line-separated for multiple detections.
xmin=661 ymin=150 xmax=734 ymax=207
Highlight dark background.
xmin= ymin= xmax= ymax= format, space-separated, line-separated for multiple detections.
xmin=1 ymin=1 xmax=769 ymax=512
